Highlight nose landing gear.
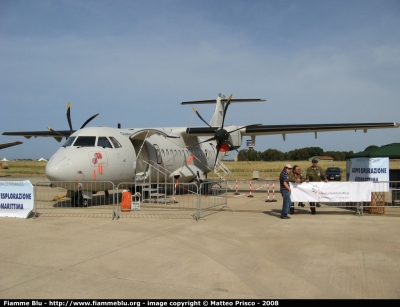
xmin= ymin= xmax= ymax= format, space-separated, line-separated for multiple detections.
xmin=72 ymin=191 xmax=89 ymax=207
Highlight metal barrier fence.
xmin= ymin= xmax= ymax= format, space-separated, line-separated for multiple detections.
xmin=115 ymin=180 xmax=228 ymax=220
xmin=116 ymin=182 xmax=199 ymax=218
xmin=34 ymin=181 xmax=118 ymax=219
xmin=224 ymin=179 xmax=400 ymax=216
xmin=28 ymin=179 xmax=400 ymax=218
xmin=344 ymin=181 xmax=400 ymax=216
xmin=196 ymin=180 xmax=230 ymax=220
xmin=33 ymin=180 xmax=228 ymax=220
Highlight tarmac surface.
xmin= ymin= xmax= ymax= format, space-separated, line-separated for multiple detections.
xmin=1 ymin=177 xmax=400 ymax=299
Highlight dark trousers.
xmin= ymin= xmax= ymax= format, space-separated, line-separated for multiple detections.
xmin=309 ymin=202 xmax=319 ymax=213
xmin=290 ymin=202 xmax=304 ymax=214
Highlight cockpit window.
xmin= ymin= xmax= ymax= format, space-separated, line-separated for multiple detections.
xmin=109 ymin=137 xmax=122 ymax=148
xmin=62 ymin=136 xmax=76 ymax=147
xmin=73 ymin=136 xmax=96 ymax=147
xmin=97 ymin=136 xmax=112 ymax=148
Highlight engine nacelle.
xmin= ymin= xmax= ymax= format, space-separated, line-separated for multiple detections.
xmin=227 ymin=126 xmax=242 ymax=150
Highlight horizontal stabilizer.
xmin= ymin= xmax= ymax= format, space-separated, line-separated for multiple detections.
xmin=181 ymin=99 xmax=266 ymax=105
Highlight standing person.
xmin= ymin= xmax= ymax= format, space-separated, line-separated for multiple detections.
xmin=306 ymin=158 xmax=328 ymax=214
xmin=289 ymin=165 xmax=305 ymax=214
xmin=279 ymin=164 xmax=292 ymax=219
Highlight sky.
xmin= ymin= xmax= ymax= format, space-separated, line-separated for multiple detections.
xmin=1 ymin=0 xmax=399 ymax=160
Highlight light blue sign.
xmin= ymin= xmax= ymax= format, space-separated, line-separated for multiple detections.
xmin=0 ymin=180 xmax=34 ymax=218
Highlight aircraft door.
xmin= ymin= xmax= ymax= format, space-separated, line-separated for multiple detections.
xmin=131 ymin=139 xmax=150 ymax=176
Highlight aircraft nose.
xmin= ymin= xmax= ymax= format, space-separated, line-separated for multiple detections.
xmin=45 ymin=154 xmax=72 ymax=181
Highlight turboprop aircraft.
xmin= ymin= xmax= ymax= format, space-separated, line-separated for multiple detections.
xmin=2 ymin=93 xmax=399 ymax=200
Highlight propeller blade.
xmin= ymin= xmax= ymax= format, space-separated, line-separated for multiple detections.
xmin=213 ymin=146 xmax=221 ymax=169
xmin=227 ymin=123 xmax=262 ymax=134
xmin=218 ymin=143 xmax=231 ymax=152
xmin=66 ymin=102 xmax=73 ymax=133
xmin=81 ymin=113 xmax=99 ymax=129
xmin=185 ymin=137 xmax=215 ymax=148
xmin=233 ymin=147 xmax=253 ymax=168
xmin=221 ymin=94 xmax=233 ymax=129
xmin=193 ymin=107 xmax=214 ymax=129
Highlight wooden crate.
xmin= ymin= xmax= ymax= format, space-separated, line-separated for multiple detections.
xmin=368 ymin=192 xmax=385 ymax=214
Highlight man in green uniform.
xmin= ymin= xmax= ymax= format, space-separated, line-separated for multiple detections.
xmin=306 ymin=158 xmax=328 ymax=214
xmin=289 ymin=165 xmax=305 ymax=214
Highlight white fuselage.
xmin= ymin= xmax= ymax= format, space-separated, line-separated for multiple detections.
xmin=45 ymin=126 xmax=221 ymax=190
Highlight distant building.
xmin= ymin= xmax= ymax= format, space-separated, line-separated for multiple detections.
xmin=309 ymin=156 xmax=334 ymax=162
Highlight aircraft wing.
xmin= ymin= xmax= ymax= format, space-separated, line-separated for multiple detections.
xmin=2 ymin=130 xmax=73 ymax=142
xmin=241 ymin=122 xmax=400 ymax=136
xmin=186 ymin=122 xmax=400 ymax=137
xmin=0 ymin=141 xmax=23 ymax=150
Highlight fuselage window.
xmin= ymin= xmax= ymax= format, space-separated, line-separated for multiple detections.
xmin=109 ymin=137 xmax=122 ymax=148
xmin=73 ymin=136 xmax=96 ymax=147
xmin=62 ymin=136 xmax=76 ymax=147
xmin=97 ymin=137 xmax=113 ymax=148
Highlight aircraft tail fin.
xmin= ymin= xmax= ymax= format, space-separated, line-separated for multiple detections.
xmin=181 ymin=93 xmax=265 ymax=127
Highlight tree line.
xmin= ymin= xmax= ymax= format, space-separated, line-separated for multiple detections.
xmin=236 ymin=147 xmax=355 ymax=161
